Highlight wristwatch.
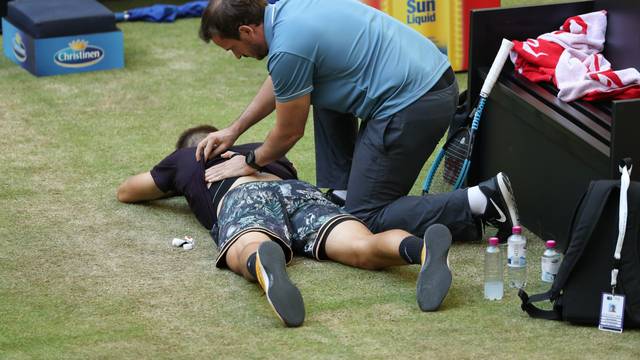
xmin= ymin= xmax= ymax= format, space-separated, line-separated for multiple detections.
xmin=245 ymin=150 xmax=263 ymax=171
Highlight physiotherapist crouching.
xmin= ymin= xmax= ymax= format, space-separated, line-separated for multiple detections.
xmin=195 ymin=0 xmax=511 ymax=242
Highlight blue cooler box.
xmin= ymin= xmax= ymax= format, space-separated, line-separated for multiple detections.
xmin=2 ymin=0 xmax=123 ymax=76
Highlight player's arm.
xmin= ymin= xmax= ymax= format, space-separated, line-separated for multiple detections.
xmin=116 ymin=172 xmax=173 ymax=203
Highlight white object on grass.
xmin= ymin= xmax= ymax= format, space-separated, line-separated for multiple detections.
xmin=172 ymin=238 xmax=188 ymax=247
xmin=171 ymin=236 xmax=195 ymax=250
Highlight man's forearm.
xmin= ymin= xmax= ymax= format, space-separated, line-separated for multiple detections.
xmin=229 ymin=76 xmax=276 ymax=135
xmin=201 ymin=95 xmax=310 ymax=182
xmin=253 ymin=94 xmax=310 ymax=167
xmin=255 ymin=126 xmax=303 ymax=166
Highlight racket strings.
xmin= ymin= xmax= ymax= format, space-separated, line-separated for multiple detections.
xmin=441 ymin=132 xmax=470 ymax=185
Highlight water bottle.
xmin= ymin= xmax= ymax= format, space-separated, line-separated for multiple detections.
xmin=541 ymin=240 xmax=562 ymax=283
xmin=507 ymin=225 xmax=527 ymax=288
xmin=484 ymin=237 xmax=503 ymax=300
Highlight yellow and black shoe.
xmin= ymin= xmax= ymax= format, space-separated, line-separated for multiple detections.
xmin=417 ymin=223 xmax=453 ymax=312
xmin=255 ymin=241 xmax=305 ymax=327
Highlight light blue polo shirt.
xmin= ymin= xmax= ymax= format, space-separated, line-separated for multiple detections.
xmin=264 ymin=0 xmax=450 ymax=121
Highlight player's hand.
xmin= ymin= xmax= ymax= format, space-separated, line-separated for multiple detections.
xmin=205 ymin=154 xmax=256 ymax=183
xmin=195 ymin=127 xmax=239 ymax=162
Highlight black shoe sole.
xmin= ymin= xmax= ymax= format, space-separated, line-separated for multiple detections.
xmin=417 ymin=224 xmax=453 ymax=312
xmin=256 ymin=242 xmax=305 ymax=327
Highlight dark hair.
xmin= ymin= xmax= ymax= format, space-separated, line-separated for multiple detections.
xmin=176 ymin=125 xmax=219 ymax=149
xmin=199 ymin=0 xmax=266 ymax=41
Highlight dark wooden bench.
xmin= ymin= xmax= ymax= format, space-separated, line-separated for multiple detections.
xmin=466 ymin=0 xmax=640 ymax=248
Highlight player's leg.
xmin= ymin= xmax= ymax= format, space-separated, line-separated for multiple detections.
xmin=215 ymin=181 xmax=305 ymax=327
xmin=323 ymin=220 xmax=410 ymax=270
xmin=284 ymin=180 xmax=454 ymax=310
xmin=224 ymin=233 xmax=305 ymax=327
xmin=224 ymin=231 xmax=270 ymax=280
xmin=323 ymin=220 xmax=453 ymax=311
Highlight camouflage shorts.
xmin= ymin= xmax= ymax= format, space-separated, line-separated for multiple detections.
xmin=213 ymin=180 xmax=360 ymax=268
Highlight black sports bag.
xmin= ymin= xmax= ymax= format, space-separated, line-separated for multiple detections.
xmin=519 ymin=159 xmax=640 ymax=327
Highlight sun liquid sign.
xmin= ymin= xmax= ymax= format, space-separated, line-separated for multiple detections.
xmin=406 ymin=0 xmax=436 ymax=25
xmin=53 ymin=40 xmax=104 ymax=68
xmin=362 ymin=0 xmax=502 ymax=71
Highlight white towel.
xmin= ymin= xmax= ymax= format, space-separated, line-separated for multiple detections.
xmin=510 ymin=11 xmax=640 ymax=102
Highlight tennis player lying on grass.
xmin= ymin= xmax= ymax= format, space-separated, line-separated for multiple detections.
xmin=117 ymin=125 xmax=517 ymax=327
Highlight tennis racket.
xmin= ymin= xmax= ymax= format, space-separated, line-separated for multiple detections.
xmin=422 ymin=38 xmax=514 ymax=194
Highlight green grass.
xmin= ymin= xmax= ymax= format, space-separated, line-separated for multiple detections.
xmin=1 ymin=0 xmax=639 ymax=358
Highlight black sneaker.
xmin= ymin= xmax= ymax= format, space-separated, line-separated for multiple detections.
xmin=478 ymin=172 xmax=520 ymax=242
xmin=255 ymin=242 xmax=305 ymax=327
xmin=417 ymin=224 xmax=453 ymax=312
xmin=324 ymin=189 xmax=346 ymax=207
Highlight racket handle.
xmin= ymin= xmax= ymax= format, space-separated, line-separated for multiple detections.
xmin=480 ymin=39 xmax=514 ymax=98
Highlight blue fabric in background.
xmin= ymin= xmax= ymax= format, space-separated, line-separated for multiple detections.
xmin=115 ymin=1 xmax=208 ymax=22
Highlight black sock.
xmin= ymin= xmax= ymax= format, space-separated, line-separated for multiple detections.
xmin=246 ymin=253 xmax=257 ymax=280
xmin=399 ymin=236 xmax=423 ymax=265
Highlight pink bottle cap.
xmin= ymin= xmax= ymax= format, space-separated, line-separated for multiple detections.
xmin=488 ymin=237 xmax=499 ymax=246
xmin=546 ymin=240 xmax=556 ymax=248
xmin=512 ymin=226 xmax=522 ymax=234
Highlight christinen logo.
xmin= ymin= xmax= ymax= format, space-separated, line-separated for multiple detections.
xmin=53 ymin=40 xmax=104 ymax=68
xmin=13 ymin=33 xmax=27 ymax=63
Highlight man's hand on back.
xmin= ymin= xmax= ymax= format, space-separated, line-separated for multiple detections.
xmin=195 ymin=127 xmax=240 ymax=162
xmin=204 ymin=152 xmax=256 ymax=183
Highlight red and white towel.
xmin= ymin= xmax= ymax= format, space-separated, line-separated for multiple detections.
xmin=510 ymin=10 xmax=640 ymax=102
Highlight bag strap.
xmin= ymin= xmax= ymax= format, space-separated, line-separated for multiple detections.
xmin=549 ymin=180 xmax=617 ymax=297
xmin=518 ymin=289 xmax=562 ymax=320
xmin=611 ymin=158 xmax=633 ymax=294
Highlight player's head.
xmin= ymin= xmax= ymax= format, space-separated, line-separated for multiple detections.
xmin=176 ymin=125 xmax=219 ymax=149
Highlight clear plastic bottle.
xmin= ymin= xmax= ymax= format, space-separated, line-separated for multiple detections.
xmin=541 ymin=240 xmax=562 ymax=283
xmin=484 ymin=237 xmax=503 ymax=300
xmin=507 ymin=226 xmax=527 ymax=288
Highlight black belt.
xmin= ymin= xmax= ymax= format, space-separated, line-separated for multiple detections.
xmin=428 ymin=67 xmax=455 ymax=92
